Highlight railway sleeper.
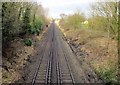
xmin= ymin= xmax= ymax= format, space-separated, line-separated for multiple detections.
xmin=61 ymin=79 xmax=73 ymax=83
xmin=36 ymin=76 xmax=46 ymax=80
xmin=61 ymin=76 xmax=72 ymax=80
xmin=38 ymin=70 xmax=47 ymax=73
xmin=35 ymin=79 xmax=46 ymax=83
xmin=62 ymin=73 xmax=71 ymax=76
xmin=40 ymin=65 xmax=47 ymax=67
xmin=36 ymin=74 xmax=46 ymax=78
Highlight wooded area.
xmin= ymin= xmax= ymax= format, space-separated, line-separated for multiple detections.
xmin=59 ymin=2 xmax=119 ymax=83
xmin=60 ymin=2 xmax=118 ymax=39
xmin=2 ymin=2 xmax=49 ymax=44
xmin=2 ymin=2 xmax=49 ymax=83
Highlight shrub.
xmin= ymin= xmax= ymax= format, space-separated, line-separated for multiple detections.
xmin=97 ymin=67 xmax=117 ymax=84
xmin=24 ymin=38 xmax=32 ymax=46
xmin=28 ymin=28 xmax=36 ymax=34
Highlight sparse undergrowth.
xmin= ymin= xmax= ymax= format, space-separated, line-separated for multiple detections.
xmin=96 ymin=66 xmax=117 ymax=83
xmin=2 ymin=34 xmax=41 ymax=83
xmin=2 ymin=2 xmax=49 ymax=83
xmin=24 ymin=38 xmax=33 ymax=46
xmin=58 ymin=2 xmax=118 ymax=83
xmin=59 ymin=26 xmax=118 ymax=84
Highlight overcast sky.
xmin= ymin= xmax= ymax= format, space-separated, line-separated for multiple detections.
xmin=35 ymin=0 xmax=115 ymax=18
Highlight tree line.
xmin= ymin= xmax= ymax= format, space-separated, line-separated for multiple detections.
xmin=2 ymin=2 xmax=49 ymax=44
xmin=89 ymin=2 xmax=118 ymax=39
xmin=59 ymin=2 xmax=118 ymax=40
xmin=59 ymin=1 xmax=119 ymax=83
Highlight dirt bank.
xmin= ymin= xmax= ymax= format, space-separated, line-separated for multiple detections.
xmin=2 ymin=30 xmax=46 ymax=83
xmin=59 ymin=26 xmax=118 ymax=83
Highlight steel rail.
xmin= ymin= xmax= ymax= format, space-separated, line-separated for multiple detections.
xmin=57 ymin=27 xmax=75 ymax=84
xmin=31 ymin=27 xmax=53 ymax=85
xmin=53 ymin=26 xmax=62 ymax=85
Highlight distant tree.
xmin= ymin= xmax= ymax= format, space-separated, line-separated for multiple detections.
xmin=60 ymin=13 xmax=67 ymax=19
xmin=2 ymin=2 xmax=49 ymax=43
xmin=59 ymin=12 xmax=85 ymax=31
xmin=90 ymin=2 xmax=118 ymax=39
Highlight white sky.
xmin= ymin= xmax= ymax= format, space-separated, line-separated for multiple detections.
xmin=35 ymin=0 xmax=117 ymax=18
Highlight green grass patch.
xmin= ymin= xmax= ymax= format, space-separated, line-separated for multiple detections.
xmin=97 ymin=66 xmax=118 ymax=84
xmin=24 ymin=38 xmax=33 ymax=46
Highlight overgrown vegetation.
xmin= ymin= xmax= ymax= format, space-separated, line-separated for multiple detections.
xmin=2 ymin=2 xmax=49 ymax=45
xmin=2 ymin=2 xmax=49 ymax=83
xmin=97 ymin=66 xmax=117 ymax=83
xmin=24 ymin=38 xmax=33 ymax=46
xmin=59 ymin=2 xmax=118 ymax=83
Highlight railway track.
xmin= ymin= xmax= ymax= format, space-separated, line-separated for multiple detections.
xmin=31 ymin=23 xmax=75 ymax=84
xmin=31 ymin=25 xmax=53 ymax=84
xmin=55 ymin=24 xmax=75 ymax=84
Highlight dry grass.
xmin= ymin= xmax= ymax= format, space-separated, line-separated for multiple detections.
xmin=59 ymin=26 xmax=118 ymax=83
xmin=2 ymin=34 xmax=42 ymax=83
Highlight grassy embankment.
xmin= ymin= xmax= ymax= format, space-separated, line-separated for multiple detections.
xmin=58 ymin=21 xmax=118 ymax=83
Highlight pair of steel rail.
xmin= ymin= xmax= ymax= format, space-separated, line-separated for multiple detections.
xmin=31 ymin=25 xmax=75 ymax=85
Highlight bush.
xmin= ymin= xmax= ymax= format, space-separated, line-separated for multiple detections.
xmin=28 ymin=28 xmax=36 ymax=34
xmin=24 ymin=38 xmax=32 ymax=46
xmin=97 ymin=67 xmax=117 ymax=84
